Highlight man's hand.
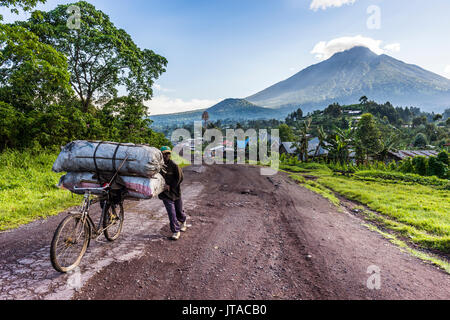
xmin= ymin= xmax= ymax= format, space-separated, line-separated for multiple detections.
xmin=164 ymin=185 xmax=170 ymax=192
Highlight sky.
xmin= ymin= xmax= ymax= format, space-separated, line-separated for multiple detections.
xmin=2 ymin=0 xmax=450 ymax=115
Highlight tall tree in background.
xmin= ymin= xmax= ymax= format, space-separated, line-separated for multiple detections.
xmin=314 ymin=126 xmax=327 ymax=159
xmin=20 ymin=1 xmax=167 ymax=112
xmin=355 ymin=113 xmax=382 ymax=163
xmin=278 ymin=123 xmax=295 ymax=142
xmin=359 ymin=96 xmax=368 ymax=105
xmin=294 ymin=118 xmax=311 ymax=162
xmin=202 ymin=111 xmax=210 ymax=128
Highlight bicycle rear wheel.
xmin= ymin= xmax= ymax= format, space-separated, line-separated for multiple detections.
xmin=50 ymin=214 xmax=90 ymax=273
xmin=103 ymin=202 xmax=124 ymax=241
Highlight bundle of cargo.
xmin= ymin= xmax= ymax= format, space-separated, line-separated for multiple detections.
xmin=58 ymin=172 xmax=166 ymax=200
xmin=53 ymin=141 xmax=166 ymax=200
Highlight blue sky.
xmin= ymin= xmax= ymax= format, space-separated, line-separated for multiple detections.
xmin=2 ymin=0 xmax=450 ymax=114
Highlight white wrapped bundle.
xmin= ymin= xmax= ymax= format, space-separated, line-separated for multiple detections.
xmin=52 ymin=141 xmax=164 ymax=178
xmin=58 ymin=172 xmax=166 ymax=200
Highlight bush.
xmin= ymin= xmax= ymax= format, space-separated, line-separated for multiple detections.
xmin=437 ymin=151 xmax=449 ymax=166
xmin=413 ymin=133 xmax=428 ymax=148
xmin=427 ymin=157 xmax=447 ymax=179
xmin=354 ymin=170 xmax=450 ymax=189
xmin=412 ymin=156 xmax=428 ymax=176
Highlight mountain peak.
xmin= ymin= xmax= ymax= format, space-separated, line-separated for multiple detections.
xmin=329 ymin=46 xmax=378 ymax=60
xmin=246 ymin=45 xmax=450 ymax=112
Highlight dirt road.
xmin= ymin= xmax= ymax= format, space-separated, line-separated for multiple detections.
xmin=0 ymin=165 xmax=449 ymax=300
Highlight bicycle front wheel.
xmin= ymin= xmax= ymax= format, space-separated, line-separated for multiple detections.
xmin=103 ymin=202 xmax=124 ymax=242
xmin=50 ymin=214 xmax=90 ymax=273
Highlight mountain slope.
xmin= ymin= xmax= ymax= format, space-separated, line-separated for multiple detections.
xmin=150 ymin=98 xmax=283 ymax=129
xmin=246 ymin=46 xmax=450 ymax=112
xmin=206 ymin=98 xmax=280 ymax=118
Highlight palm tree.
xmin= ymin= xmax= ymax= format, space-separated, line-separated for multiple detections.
xmin=359 ymin=96 xmax=368 ymax=105
xmin=314 ymin=126 xmax=327 ymax=159
xmin=325 ymin=127 xmax=354 ymax=164
xmin=377 ymin=134 xmax=399 ymax=162
xmin=299 ymin=118 xmax=312 ymax=162
xmin=202 ymin=111 xmax=210 ymax=128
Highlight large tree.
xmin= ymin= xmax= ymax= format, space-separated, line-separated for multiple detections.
xmin=278 ymin=123 xmax=295 ymax=142
xmin=355 ymin=113 xmax=382 ymax=162
xmin=20 ymin=1 xmax=167 ymax=112
xmin=0 ymin=24 xmax=71 ymax=111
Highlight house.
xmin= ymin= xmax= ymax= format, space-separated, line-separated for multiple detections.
xmin=387 ymin=150 xmax=440 ymax=162
xmin=308 ymin=137 xmax=329 ymax=158
xmin=207 ymin=145 xmax=234 ymax=158
xmin=280 ymin=142 xmax=296 ymax=156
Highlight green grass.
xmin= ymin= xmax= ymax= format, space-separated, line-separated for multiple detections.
xmin=354 ymin=170 xmax=450 ymax=190
xmin=0 ymin=149 xmax=82 ymax=231
xmin=172 ymin=153 xmax=191 ymax=168
xmin=318 ymin=176 xmax=450 ymax=237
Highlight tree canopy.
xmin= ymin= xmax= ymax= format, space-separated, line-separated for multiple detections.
xmin=0 ymin=24 xmax=71 ymax=111
xmin=0 ymin=0 xmax=45 ymax=19
xmin=19 ymin=1 xmax=168 ymax=112
xmin=0 ymin=1 xmax=170 ymax=151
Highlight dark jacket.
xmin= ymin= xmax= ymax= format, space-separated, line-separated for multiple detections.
xmin=159 ymin=159 xmax=184 ymax=201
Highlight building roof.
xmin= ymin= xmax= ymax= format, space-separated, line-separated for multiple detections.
xmin=308 ymin=137 xmax=329 ymax=156
xmin=388 ymin=150 xmax=439 ymax=160
xmin=281 ymin=142 xmax=296 ymax=154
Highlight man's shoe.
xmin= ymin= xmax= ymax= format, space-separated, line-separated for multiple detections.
xmin=171 ymin=232 xmax=181 ymax=241
xmin=180 ymin=221 xmax=187 ymax=232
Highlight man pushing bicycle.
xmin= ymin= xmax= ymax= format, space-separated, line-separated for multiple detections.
xmin=159 ymin=146 xmax=188 ymax=241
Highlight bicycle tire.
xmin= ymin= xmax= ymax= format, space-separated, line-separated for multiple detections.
xmin=103 ymin=202 xmax=124 ymax=242
xmin=50 ymin=214 xmax=90 ymax=273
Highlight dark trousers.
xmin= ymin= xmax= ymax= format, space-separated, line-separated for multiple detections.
xmin=163 ymin=198 xmax=186 ymax=233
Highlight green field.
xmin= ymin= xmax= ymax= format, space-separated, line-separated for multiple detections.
xmin=282 ymin=163 xmax=450 ymax=254
xmin=0 ymin=150 xmax=82 ymax=231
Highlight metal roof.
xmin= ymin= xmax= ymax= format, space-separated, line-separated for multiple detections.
xmin=281 ymin=142 xmax=296 ymax=154
xmin=308 ymin=137 xmax=329 ymax=156
xmin=388 ymin=150 xmax=439 ymax=160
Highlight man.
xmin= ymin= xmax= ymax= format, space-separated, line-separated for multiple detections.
xmin=159 ymin=146 xmax=187 ymax=241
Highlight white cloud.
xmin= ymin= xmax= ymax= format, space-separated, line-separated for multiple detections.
xmin=310 ymin=0 xmax=357 ymax=11
xmin=311 ymin=35 xmax=400 ymax=60
xmin=445 ymin=65 xmax=450 ymax=75
xmin=145 ymin=95 xmax=219 ymax=116
xmin=153 ymin=84 xmax=174 ymax=93
xmin=383 ymin=43 xmax=401 ymax=53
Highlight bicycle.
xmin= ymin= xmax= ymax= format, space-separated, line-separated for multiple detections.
xmin=50 ymin=156 xmax=129 ymax=273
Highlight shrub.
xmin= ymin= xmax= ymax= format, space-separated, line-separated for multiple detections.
xmin=427 ymin=157 xmax=447 ymax=179
xmin=413 ymin=133 xmax=428 ymax=148
xmin=437 ymin=151 xmax=449 ymax=166
xmin=412 ymin=156 xmax=428 ymax=176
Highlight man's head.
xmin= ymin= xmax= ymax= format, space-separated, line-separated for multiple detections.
xmin=161 ymin=146 xmax=172 ymax=163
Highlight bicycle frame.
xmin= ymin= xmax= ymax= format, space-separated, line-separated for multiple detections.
xmin=74 ymin=187 xmax=113 ymax=240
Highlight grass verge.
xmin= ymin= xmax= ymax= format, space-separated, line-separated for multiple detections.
xmin=281 ymin=162 xmax=450 ymax=255
xmin=0 ymin=149 xmax=81 ymax=231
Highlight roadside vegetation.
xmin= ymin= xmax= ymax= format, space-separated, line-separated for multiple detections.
xmin=280 ymin=157 xmax=450 ymax=255
xmin=0 ymin=149 xmax=82 ymax=231
xmin=0 ymin=1 xmax=173 ymax=231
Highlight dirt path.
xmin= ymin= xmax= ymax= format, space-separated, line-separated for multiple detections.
xmin=1 ymin=165 xmax=449 ymax=300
